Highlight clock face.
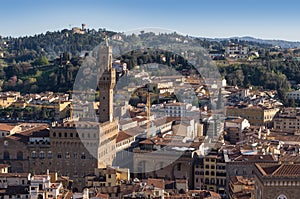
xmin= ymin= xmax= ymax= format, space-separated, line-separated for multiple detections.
xmin=277 ymin=194 xmax=287 ymax=199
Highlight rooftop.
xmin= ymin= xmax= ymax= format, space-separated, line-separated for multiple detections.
xmin=0 ymin=123 xmax=16 ymax=132
xmin=116 ymin=131 xmax=133 ymax=143
xmin=256 ymin=163 xmax=300 ymax=177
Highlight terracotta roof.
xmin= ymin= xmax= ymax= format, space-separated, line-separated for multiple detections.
xmin=273 ymin=164 xmax=300 ymax=176
xmin=95 ymin=193 xmax=109 ymax=199
xmin=230 ymin=176 xmax=254 ymax=186
xmin=0 ymin=173 xmax=29 ymax=178
xmin=256 ymin=163 xmax=300 ymax=177
xmin=6 ymin=125 xmax=49 ymax=143
xmin=147 ymin=178 xmax=165 ymax=189
xmin=139 ymin=139 xmax=156 ymax=145
xmin=63 ymin=191 xmax=73 ymax=199
xmin=0 ymin=123 xmax=15 ymax=132
xmin=280 ymin=154 xmax=300 ymax=163
xmin=116 ymin=131 xmax=133 ymax=143
xmin=0 ymin=164 xmax=9 ymax=169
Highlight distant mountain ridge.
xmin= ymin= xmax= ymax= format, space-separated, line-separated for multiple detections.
xmin=204 ymin=36 xmax=300 ymax=48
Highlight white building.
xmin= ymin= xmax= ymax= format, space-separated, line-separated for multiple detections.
xmin=0 ymin=173 xmax=30 ymax=189
xmin=225 ymin=43 xmax=248 ymax=59
xmin=148 ymin=81 xmax=175 ymax=95
xmin=172 ymin=118 xmax=199 ymax=139
xmin=225 ymin=117 xmax=250 ymax=132
xmin=165 ymin=102 xmax=189 ymax=117
xmin=30 ymin=173 xmax=63 ymax=199
xmin=287 ymin=90 xmax=300 ymax=100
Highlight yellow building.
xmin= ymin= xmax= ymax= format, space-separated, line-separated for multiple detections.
xmin=86 ymin=166 xmax=129 ymax=187
xmin=0 ymin=96 xmax=16 ymax=108
xmin=226 ymin=105 xmax=279 ymax=127
xmin=0 ymin=164 xmax=9 ymax=173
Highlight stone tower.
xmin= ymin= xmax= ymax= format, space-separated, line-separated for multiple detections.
xmin=98 ymin=41 xmax=116 ymax=123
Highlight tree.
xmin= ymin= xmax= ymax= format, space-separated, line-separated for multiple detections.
xmin=277 ymin=89 xmax=288 ymax=105
xmin=34 ymin=56 xmax=49 ymax=66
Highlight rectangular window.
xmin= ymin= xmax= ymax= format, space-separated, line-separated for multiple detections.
xmin=57 ymin=153 xmax=62 ymax=158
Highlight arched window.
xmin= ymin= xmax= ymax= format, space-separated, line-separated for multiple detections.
xmin=17 ymin=151 xmax=23 ymax=160
xmin=277 ymin=194 xmax=287 ymax=199
xmin=81 ymin=153 xmax=86 ymax=159
xmin=31 ymin=151 xmax=37 ymax=159
xmin=3 ymin=151 xmax=9 ymax=160
xmin=40 ymin=151 xmax=45 ymax=159
xmin=205 ymin=178 xmax=209 ymax=184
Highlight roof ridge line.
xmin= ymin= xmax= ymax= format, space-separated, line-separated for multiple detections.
xmin=271 ymin=164 xmax=284 ymax=176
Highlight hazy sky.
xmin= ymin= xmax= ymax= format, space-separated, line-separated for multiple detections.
xmin=1 ymin=0 xmax=300 ymax=41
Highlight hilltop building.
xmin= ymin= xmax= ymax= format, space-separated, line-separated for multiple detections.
xmin=225 ymin=43 xmax=249 ymax=59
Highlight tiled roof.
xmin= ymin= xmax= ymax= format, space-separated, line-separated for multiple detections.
xmin=280 ymin=154 xmax=300 ymax=163
xmin=6 ymin=125 xmax=49 ymax=143
xmin=0 ymin=173 xmax=29 ymax=178
xmin=0 ymin=164 xmax=9 ymax=169
xmin=116 ymin=131 xmax=133 ymax=143
xmin=147 ymin=178 xmax=165 ymax=189
xmin=256 ymin=163 xmax=300 ymax=177
xmin=0 ymin=123 xmax=15 ymax=132
xmin=233 ymin=155 xmax=277 ymax=162
xmin=273 ymin=164 xmax=300 ymax=176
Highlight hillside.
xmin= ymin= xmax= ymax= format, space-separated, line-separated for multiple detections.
xmin=0 ymin=28 xmax=300 ymax=106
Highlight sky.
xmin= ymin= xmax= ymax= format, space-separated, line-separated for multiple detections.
xmin=1 ymin=0 xmax=300 ymax=41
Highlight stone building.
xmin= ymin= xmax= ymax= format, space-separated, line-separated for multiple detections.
xmin=132 ymin=135 xmax=204 ymax=189
xmin=0 ymin=43 xmax=119 ymax=191
xmin=254 ymin=163 xmax=300 ymax=199
xmin=274 ymin=107 xmax=300 ymax=131
xmin=225 ymin=153 xmax=278 ymax=196
xmin=226 ymin=105 xmax=279 ymax=127
xmin=193 ymin=149 xmax=227 ymax=194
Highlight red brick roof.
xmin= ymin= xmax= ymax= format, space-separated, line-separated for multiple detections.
xmin=256 ymin=163 xmax=300 ymax=177
xmin=0 ymin=173 xmax=29 ymax=178
xmin=0 ymin=164 xmax=9 ymax=169
xmin=0 ymin=123 xmax=15 ymax=132
xmin=116 ymin=131 xmax=133 ymax=143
